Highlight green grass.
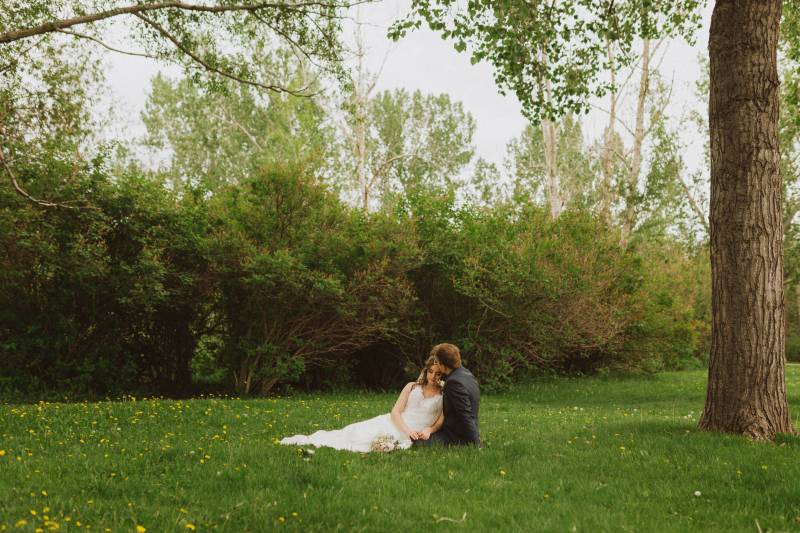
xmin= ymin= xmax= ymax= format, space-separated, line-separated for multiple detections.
xmin=3 ymin=367 xmax=800 ymax=532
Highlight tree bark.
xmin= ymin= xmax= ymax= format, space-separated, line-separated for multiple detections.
xmin=699 ymin=0 xmax=794 ymax=440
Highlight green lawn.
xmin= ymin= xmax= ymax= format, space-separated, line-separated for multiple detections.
xmin=3 ymin=367 xmax=800 ymax=532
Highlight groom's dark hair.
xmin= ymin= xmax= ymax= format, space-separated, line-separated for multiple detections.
xmin=431 ymin=343 xmax=461 ymax=370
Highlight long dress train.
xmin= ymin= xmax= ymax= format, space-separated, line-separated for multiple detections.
xmin=280 ymin=385 xmax=442 ymax=452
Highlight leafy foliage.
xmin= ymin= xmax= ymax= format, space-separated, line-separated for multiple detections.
xmin=389 ymin=0 xmax=702 ymax=121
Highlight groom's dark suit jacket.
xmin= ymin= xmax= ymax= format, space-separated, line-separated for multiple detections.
xmin=429 ymin=366 xmax=481 ymax=446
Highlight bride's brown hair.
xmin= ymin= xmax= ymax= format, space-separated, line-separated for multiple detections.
xmin=416 ymin=356 xmax=441 ymax=387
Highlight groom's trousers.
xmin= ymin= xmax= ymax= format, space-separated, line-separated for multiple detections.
xmin=412 ymin=429 xmax=482 ymax=448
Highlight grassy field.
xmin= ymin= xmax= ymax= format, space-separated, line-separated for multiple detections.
xmin=3 ymin=367 xmax=800 ymax=532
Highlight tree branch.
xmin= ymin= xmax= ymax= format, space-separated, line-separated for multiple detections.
xmin=216 ymin=107 xmax=264 ymax=151
xmin=56 ymin=29 xmax=158 ymax=59
xmin=133 ymin=12 xmax=313 ymax=97
xmin=0 ymin=144 xmax=97 ymax=210
xmin=676 ymin=171 xmax=709 ymax=233
xmin=0 ymin=1 xmax=358 ymax=44
xmin=591 ymin=102 xmax=636 ymax=138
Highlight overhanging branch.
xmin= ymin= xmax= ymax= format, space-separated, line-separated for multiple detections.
xmin=0 ymin=1 xmax=359 ymax=44
xmin=56 ymin=29 xmax=158 ymax=59
xmin=0 ymin=146 xmax=97 ymax=210
xmin=133 ymin=12 xmax=315 ymax=97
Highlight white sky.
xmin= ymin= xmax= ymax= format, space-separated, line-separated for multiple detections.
xmin=103 ymin=1 xmax=714 ymax=175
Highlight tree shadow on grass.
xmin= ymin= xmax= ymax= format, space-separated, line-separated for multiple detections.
xmin=600 ymin=419 xmax=800 ymax=449
xmin=594 ymin=419 xmax=708 ymax=440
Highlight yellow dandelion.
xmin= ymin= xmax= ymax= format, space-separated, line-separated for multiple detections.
xmin=499 ymin=469 xmax=507 ymax=476
xmin=136 ymin=525 xmax=146 ymax=533
xmin=0 ymin=450 xmax=5 ymax=456
xmin=185 ymin=524 xmax=196 ymax=531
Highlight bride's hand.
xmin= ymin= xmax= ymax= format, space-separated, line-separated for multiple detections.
xmin=408 ymin=431 xmax=421 ymax=440
xmin=418 ymin=428 xmax=432 ymax=440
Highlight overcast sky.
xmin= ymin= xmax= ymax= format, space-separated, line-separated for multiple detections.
xmin=103 ymin=1 xmax=714 ymax=174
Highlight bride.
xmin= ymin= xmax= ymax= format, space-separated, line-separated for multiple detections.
xmin=280 ymin=357 xmax=444 ymax=452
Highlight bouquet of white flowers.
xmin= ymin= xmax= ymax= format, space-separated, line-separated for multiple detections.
xmin=369 ymin=434 xmax=399 ymax=453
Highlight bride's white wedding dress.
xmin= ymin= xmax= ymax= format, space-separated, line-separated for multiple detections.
xmin=280 ymin=385 xmax=443 ymax=452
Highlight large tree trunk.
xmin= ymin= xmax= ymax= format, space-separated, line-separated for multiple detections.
xmin=699 ymin=0 xmax=794 ymax=440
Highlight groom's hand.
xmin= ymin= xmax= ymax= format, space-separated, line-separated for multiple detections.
xmin=409 ymin=431 xmax=421 ymax=440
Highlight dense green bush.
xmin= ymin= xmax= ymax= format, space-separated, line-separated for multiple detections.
xmin=0 ymin=158 xmax=210 ymax=397
xmin=395 ymin=190 xmax=703 ymax=389
xmin=0 ymin=159 xmax=711 ymax=398
xmin=206 ymin=166 xmax=420 ymax=394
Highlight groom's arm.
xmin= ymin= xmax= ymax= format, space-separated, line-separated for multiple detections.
xmin=446 ymin=380 xmax=480 ymax=443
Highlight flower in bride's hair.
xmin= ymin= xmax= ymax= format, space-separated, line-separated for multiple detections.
xmin=438 ymin=379 xmax=446 ymax=389
xmin=370 ymin=434 xmax=399 ymax=453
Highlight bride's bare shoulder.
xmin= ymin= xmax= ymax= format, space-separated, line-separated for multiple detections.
xmin=400 ymin=381 xmax=417 ymax=394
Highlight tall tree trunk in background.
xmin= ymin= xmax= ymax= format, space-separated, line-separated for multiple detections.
xmin=539 ymin=46 xmax=562 ymax=219
xmin=541 ymin=117 xmax=561 ymax=218
xmin=699 ymin=0 xmax=794 ymax=440
xmin=600 ymin=42 xmax=617 ymax=222
xmin=351 ymin=21 xmax=370 ymax=211
xmin=620 ymin=39 xmax=651 ymax=247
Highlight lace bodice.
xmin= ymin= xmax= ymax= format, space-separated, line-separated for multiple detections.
xmin=401 ymin=385 xmax=443 ymax=429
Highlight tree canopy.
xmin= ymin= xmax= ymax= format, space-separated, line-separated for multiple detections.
xmin=390 ymin=0 xmax=702 ymax=122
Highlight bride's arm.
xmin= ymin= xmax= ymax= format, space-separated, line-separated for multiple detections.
xmin=430 ymin=413 xmax=444 ymax=432
xmin=390 ymin=382 xmax=418 ymax=438
xmin=419 ymin=413 xmax=444 ymax=440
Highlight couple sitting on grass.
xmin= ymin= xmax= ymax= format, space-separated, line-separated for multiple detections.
xmin=281 ymin=343 xmax=482 ymax=452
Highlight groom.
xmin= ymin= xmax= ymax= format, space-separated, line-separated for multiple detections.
xmin=414 ymin=343 xmax=482 ymax=447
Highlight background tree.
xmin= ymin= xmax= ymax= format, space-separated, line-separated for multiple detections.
xmin=141 ymin=48 xmax=333 ymax=193
xmin=340 ymin=87 xmax=476 ymax=210
xmin=505 ymin=114 xmax=593 ymax=211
